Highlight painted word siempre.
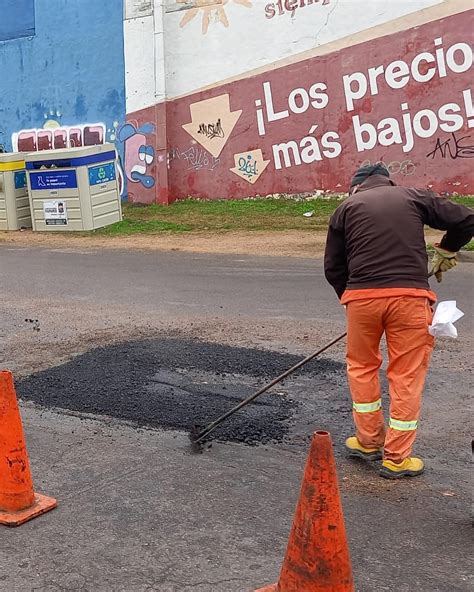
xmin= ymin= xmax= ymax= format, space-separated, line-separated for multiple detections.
xmin=197 ymin=118 xmax=225 ymax=140
xmin=426 ymin=132 xmax=474 ymax=159
xmin=265 ymin=0 xmax=330 ymax=19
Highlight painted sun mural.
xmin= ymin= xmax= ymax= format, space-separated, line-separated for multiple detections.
xmin=178 ymin=0 xmax=252 ymax=35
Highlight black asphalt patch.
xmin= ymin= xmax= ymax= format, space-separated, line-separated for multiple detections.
xmin=16 ymin=338 xmax=345 ymax=446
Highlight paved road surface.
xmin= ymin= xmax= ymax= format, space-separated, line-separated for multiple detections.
xmin=0 ymin=246 xmax=472 ymax=592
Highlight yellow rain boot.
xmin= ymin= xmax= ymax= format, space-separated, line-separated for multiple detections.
xmin=380 ymin=457 xmax=425 ymax=479
xmin=345 ymin=436 xmax=382 ymax=461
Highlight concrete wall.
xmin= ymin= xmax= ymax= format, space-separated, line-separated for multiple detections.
xmin=164 ymin=0 xmax=444 ymax=98
xmin=2 ymin=0 xmax=472 ymax=204
xmin=0 ymin=0 xmax=126 ymax=186
xmin=124 ymin=0 xmax=473 ymax=202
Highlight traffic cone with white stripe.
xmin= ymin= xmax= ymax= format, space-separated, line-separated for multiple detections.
xmin=0 ymin=370 xmax=57 ymax=527
xmin=255 ymin=430 xmax=354 ymax=591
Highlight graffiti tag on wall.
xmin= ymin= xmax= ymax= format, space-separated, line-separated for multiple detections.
xmin=230 ymin=149 xmax=269 ymax=183
xmin=425 ymin=132 xmax=474 ymax=159
xmin=169 ymin=146 xmax=221 ymax=171
xmin=182 ymin=94 xmax=242 ymax=157
xmin=360 ymin=159 xmax=416 ymax=176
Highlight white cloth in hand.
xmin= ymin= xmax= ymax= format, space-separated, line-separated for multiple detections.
xmin=429 ymin=300 xmax=464 ymax=338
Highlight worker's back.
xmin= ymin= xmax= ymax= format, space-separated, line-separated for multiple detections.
xmin=325 ymin=173 xmax=474 ymax=297
xmin=341 ymin=178 xmax=429 ymax=290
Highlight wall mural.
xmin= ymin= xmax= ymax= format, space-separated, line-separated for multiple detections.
xmin=117 ymin=121 xmax=156 ymax=189
xmin=11 ymin=114 xmax=127 ymax=194
xmin=10 ymin=115 xmax=158 ymax=200
xmin=12 ymin=120 xmax=108 ymax=152
xmin=166 ymin=11 xmax=474 ymax=199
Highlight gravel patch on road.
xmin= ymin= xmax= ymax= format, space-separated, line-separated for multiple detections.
xmin=16 ymin=338 xmax=344 ymax=446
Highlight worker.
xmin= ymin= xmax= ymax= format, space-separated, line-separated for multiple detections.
xmin=324 ymin=163 xmax=473 ymax=479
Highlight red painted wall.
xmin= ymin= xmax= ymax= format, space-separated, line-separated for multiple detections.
xmin=129 ymin=10 xmax=474 ymax=202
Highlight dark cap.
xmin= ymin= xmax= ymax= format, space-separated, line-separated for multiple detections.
xmin=350 ymin=163 xmax=390 ymax=188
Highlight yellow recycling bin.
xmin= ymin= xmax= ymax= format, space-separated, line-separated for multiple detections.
xmin=0 ymin=153 xmax=31 ymax=230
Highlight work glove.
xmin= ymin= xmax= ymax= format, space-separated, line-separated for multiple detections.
xmin=431 ymin=244 xmax=458 ymax=283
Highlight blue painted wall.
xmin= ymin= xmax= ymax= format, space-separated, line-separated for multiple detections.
xmin=0 ymin=0 xmax=125 ymax=154
xmin=0 ymin=0 xmax=35 ymax=41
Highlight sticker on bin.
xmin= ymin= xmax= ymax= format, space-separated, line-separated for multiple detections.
xmin=88 ymin=162 xmax=116 ymax=186
xmin=43 ymin=201 xmax=68 ymax=226
xmin=30 ymin=170 xmax=77 ymax=190
xmin=14 ymin=171 xmax=27 ymax=189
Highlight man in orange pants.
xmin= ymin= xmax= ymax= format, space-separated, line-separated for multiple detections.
xmin=324 ymin=163 xmax=473 ymax=478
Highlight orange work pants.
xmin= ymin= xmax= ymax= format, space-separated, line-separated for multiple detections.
xmin=346 ymin=296 xmax=434 ymax=462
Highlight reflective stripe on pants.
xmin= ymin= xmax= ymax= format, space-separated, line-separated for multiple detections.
xmin=389 ymin=418 xmax=418 ymax=431
xmin=353 ymin=399 xmax=382 ymax=413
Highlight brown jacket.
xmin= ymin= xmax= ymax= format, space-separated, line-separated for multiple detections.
xmin=324 ymin=176 xmax=474 ymax=298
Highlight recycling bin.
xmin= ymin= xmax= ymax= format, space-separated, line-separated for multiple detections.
xmin=0 ymin=153 xmax=31 ymax=230
xmin=25 ymin=144 xmax=122 ymax=231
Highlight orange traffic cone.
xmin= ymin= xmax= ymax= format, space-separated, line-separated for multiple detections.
xmin=255 ymin=431 xmax=354 ymax=591
xmin=0 ymin=370 xmax=57 ymax=527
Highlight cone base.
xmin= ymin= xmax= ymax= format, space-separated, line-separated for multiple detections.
xmin=255 ymin=585 xmax=277 ymax=591
xmin=0 ymin=493 xmax=57 ymax=527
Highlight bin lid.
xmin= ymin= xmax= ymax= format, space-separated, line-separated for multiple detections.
xmin=25 ymin=143 xmax=116 ymax=162
xmin=24 ymin=143 xmax=117 ymax=170
xmin=0 ymin=152 xmax=26 ymax=170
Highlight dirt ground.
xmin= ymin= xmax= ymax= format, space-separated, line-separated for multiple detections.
xmin=0 ymin=228 xmax=448 ymax=258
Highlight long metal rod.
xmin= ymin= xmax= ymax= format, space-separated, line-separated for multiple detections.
xmin=192 ymin=271 xmax=436 ymax=446
xmin=192 ymin=332 xmax=347 ymax=444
